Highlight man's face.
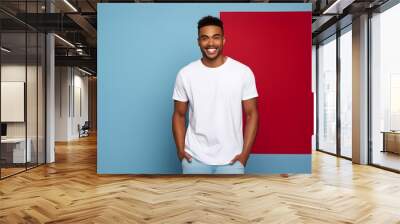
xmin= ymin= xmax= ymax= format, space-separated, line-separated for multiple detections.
xmin=198 ymin=25 xmax=225 ymax=60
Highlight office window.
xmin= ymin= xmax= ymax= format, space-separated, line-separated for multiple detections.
xmin=312 ymin=46 xmax=317 ymax=150
xmin=318 ymin=35 xmax=337 ymax=154
xmin=340 ymin=28 xmax=352 ymax=158
xmin=371 ymin=3 xmax=400 ymax=171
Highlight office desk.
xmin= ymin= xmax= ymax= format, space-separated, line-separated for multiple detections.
xmin=382 ymin=131 xmax=400 ymax=154
xmin=1 ymin=138 xmax=32 ymax=163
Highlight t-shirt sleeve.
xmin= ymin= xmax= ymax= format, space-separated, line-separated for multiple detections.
xmin=172 ymin=72 xmax=189 ymax=102
xmin=242 ymin=67 xmax=258 ymax=100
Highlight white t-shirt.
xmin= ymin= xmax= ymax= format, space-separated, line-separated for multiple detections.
xmin=172 ymin=57 xmax=258 ymax=165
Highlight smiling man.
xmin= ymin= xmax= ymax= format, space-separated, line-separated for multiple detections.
xmin=172 ymin=16 xmax=259 ymax=174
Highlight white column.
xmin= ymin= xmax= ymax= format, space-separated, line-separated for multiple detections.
xmin=46 ymin=33 xmax=55 ymax=163
xmin=352 ymin=14 xmax=369 ymax=164
xmin=46 ymin=1 xmax=55 ymax=163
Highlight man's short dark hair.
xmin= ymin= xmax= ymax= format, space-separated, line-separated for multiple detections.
xmin=197 ymin=16 xmax=224 ymax=32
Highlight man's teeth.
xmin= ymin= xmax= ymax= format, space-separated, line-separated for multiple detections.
xmin=207 ymin=48 xmax=217 ymax=53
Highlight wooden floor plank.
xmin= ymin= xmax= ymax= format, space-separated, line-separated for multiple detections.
xmin=0 ymin=134 xmax=400 ymax=223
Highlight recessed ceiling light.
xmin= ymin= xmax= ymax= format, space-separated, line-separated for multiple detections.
xmin=78 ymin=67 xmax=93 ymax=76
xmin=54 ymin=34 xmax=75 ymax=48
xmin=63 ymin=0 xmax=78 ymax=12
xmin=1 ymin=47 xmax=11 ymax=53
xmin=322 ymin=0 xmax=356 ymax=15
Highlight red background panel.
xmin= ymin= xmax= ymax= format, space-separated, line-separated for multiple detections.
xmin=221 ymin=12 xmax=313 ymax=154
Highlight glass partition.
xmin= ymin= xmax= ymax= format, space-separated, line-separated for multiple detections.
xmin=1 ymin=31 xmax=28 ymax=177
xmin=0 ymin=1 xmax=46 ymax=179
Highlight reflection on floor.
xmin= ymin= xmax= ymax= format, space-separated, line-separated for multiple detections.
xmin=340 ymin=148 xmax=352 ymax=158
xmin=0 ymin=163 xmax=40 ymax=178
xmin=373 ymin=150 xmax=400 ymax=171
xmin=0 ymin=167 xmax=25 ymax=178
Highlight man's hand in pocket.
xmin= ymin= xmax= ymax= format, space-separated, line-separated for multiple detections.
xmin=178 ymin=150 xmax=192 ymax=162
xmin=229 ymin=153 xmax=248 ymax=166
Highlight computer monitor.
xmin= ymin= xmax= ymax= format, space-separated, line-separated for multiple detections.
xmin=1 ymin=123 xmax=7 ymax=137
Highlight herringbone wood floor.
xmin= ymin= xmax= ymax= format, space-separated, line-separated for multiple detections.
xmin=1 ymin=134 xmax=400 ymax=224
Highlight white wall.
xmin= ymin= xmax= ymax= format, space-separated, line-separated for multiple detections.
xmin=1 ymin=65 xmax=26 ymax=135
xmin=55 ymin=66 xmax=69 ymax=141
xmin=1 ymin=65 xmax=42 ymax=137
xmin=55 ymin=67 xmax=89 ymax=141
xmin=73 ymin=73 xmax=89 ymax=138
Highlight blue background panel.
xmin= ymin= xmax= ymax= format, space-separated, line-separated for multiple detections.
xmin=98 ymin=3 xmax=312 ymax=174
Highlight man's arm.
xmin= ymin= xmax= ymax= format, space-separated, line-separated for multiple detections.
xmin=230 ymin=98 xmax=259 ymax=166
xmin=172 ymin=100 xmax=192 ymax=162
